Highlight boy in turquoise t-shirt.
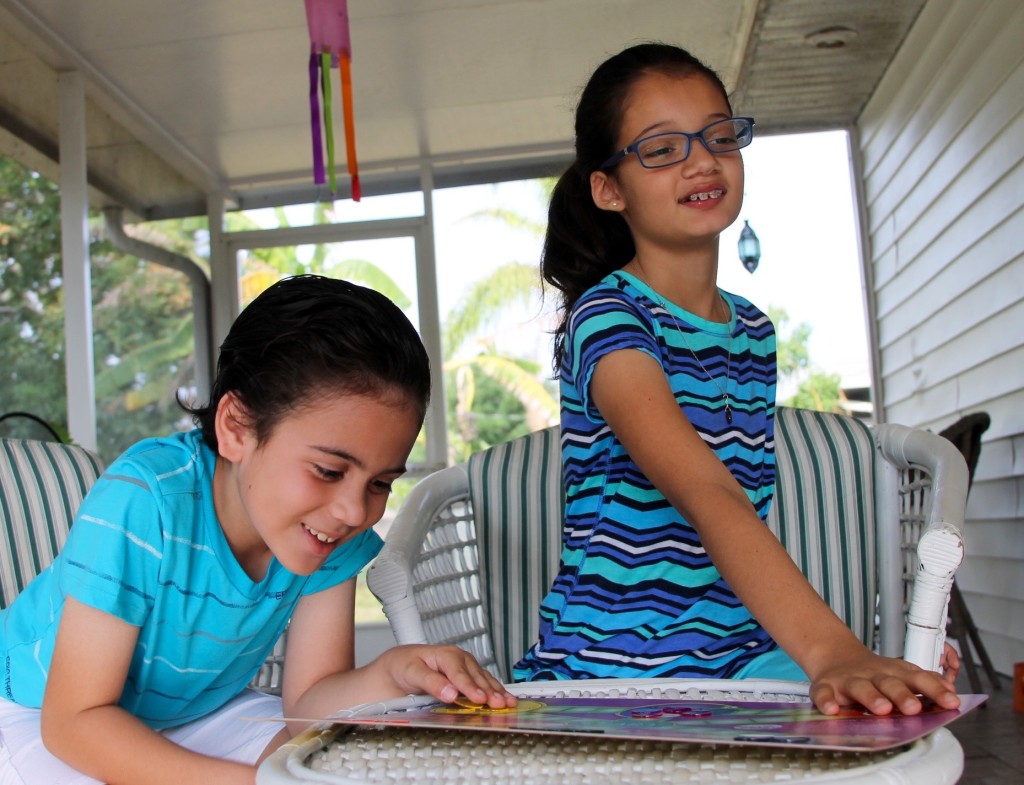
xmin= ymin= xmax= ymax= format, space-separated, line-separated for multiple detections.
xmin=0 ymin=275 xmax=514 ymax=785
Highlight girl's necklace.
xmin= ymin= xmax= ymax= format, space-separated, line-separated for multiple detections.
xmin=649 ymin=290 xmax=734 ymax=425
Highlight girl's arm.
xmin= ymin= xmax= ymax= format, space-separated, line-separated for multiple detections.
xmin=42 ymin=597 xmax=258 ymax=785
xmin=281 ymin=577 xmax=513 ymax=736
xmin=590 ymin=349 xmax=960 ymax=716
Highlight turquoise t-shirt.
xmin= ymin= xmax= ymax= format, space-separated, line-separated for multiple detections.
xmin=0 ymin=429 xmax=382 ymax=728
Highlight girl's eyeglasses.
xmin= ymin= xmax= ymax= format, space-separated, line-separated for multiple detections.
xmin=600 ymin=117 xmax=755 ymax=170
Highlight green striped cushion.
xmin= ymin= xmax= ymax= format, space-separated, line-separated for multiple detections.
xmin=767 ymin=407 xmax=877 ymax=646
xmin=0 ymin=438 xmax=104 ymax=609
xmin=462 ymin=410 xmax=878 ymax=678
xmin=467 ymin=426 xmax=563 ymax=681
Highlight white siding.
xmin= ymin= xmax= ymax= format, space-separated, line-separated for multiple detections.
xmin=856 ymin=0 xmax=1024 ymax=676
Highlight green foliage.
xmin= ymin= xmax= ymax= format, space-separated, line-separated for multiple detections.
xmin=1 ymin=156 xmax=198 ymax=462
xmin=768 ymin=305 xmax=811 ymax=378
xmin=1 ymin=159 xmax=67 ymax=431
xmin=436 ymin=182 xmax=560 ymax=459
xmin=462 ymin=206 xmax=546 ymax=237
xmin=442 ymin=261 xmax=539 ymax=356
xmin=330 ymin=259 xmax=411 ymax=308
xmin=3 ymin=168 xmax=561 ymax=468
xmin=2 ymin=162 xmax=561 ymax=616
xmin=440 ymin=257 xmax=558 ymax=462
xmin=90 ymin=256 xmax=197 ymax=460
xmin=786 ymin=370 xmax=846 ymax=412
xmin=446 ymin=368 xmax=530 ymax=458
xmin=770 ymin=305 xmax=847 ymax=413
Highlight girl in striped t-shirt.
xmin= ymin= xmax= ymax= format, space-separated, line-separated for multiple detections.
xmin=515 ymin=42 xmax=959 ymax=718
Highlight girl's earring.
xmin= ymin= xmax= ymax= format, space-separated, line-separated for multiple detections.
xmin=610 ymin=201 xmax=619 ymax=209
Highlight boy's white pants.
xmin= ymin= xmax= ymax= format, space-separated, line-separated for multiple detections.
xmin=0 ymin=690 xmax=285 ymax=784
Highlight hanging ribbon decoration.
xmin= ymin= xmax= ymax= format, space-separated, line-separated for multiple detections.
xmin=304 ymin=0 xmax=360 ymax=200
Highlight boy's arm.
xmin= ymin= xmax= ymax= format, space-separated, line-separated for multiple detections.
xmin=281 ymin=578 xmax=512 ymax=736
xmin=42 ymin=596 xmax=257 ymax=785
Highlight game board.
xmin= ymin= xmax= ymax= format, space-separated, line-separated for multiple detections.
xmin=324 ymin=687 xmax=987 ymax=753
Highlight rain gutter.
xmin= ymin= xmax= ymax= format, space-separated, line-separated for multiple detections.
xmin=102 ymin=207 xmax=214 ymax=400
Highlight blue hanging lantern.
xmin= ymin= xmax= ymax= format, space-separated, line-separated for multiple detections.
xmin=738 ymin=220 xmax=761 ymax=273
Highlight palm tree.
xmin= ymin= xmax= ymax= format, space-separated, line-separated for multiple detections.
xmin=442 ymin=261 xmax=557 ymax=459
xmin=770 ymin=306 xmax=846 ymax=413
xmin=93 ymin=181 xmax=561 ymax=460
xmin=439 ymin=180 xmax=560 ymax=460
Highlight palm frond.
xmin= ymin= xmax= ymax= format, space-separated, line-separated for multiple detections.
xmin=443 ymin=262 xmax=540 ymax=354
xmin=327 ymin=259 xmax=412 ymax=309
xmin=446 ymin=354 xmax=558 ymax=431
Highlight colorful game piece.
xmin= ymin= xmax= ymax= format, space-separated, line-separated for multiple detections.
xmin=436 ymin=698 xmax=545 ymax=715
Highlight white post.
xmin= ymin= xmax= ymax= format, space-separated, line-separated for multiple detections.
xmin=416 ymin=166 xmax=449 ymax=469
xmin=58 ymin=70 xmax=97 ymax=451
xmin=206 ymin=193 xmax=236 ymax=356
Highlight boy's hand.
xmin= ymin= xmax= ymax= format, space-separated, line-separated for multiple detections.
xmin=809 ymin=649 xmax=960 ymax=716
xmin=379 ymin=644 xmax=517 ymax=709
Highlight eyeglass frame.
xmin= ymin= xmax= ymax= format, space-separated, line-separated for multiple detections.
xmin=599 ymin=116 xmax=756 ymax=170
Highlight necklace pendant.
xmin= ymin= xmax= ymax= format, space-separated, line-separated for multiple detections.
xmin=725 ymin=403 xmax=733 ymax=424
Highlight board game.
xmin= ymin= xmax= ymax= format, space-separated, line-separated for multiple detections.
xmin=324 ymin=687 xmax=987 ymax=753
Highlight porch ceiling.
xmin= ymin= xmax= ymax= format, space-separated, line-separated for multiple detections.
xmin=0 ymin=0 xmax=925 ymax=220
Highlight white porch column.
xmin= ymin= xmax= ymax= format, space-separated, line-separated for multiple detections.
xmin=417 ymin=166 xmax=448 ymax=469
xmin=206 ymin=193 xmax=237 ymax=353
xmin=58 ymin=70 xmax=97 ymax=451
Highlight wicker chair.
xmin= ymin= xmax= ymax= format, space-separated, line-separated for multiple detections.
xmin=325 ymin=408 xmax=970 ymax=785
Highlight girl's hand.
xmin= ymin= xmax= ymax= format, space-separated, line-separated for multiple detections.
xmin=377 ymin=644 xmax=517 ymax=709
xmin=808 ymin=649 xmax=960 ymax=716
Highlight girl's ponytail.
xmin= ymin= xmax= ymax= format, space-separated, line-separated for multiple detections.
xmin=542 ymin=161 xmax=633 ymax=370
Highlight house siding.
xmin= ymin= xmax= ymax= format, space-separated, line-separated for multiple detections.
xmin=856 ymin=0 xmax=1024 ymax=676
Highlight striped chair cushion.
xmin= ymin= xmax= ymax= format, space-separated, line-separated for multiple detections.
xmin=767 ymin=407 xmax=878 ymax=646
xmin=467 ymin=426 xmax=564 ymax=681
xmin=0 ymin=438 xmax=104 ymax=609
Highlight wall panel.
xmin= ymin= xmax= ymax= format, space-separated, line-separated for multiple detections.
xmin=857 ymin=0 xmax=1024 ymax=674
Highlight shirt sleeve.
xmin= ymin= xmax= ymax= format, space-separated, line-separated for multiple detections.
xmin=55 ymin=462 xmax=164 ymax=627
xmin=568 ymin=289 xmax=662 ymax=422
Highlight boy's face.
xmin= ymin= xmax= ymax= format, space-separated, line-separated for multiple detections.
xmin=214 ymin=390 xmax=421 ymax=578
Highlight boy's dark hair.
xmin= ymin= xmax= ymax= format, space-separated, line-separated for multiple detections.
xmin=184 ymin=275 xmax=431 ymax=450
xmin=541 ymin=42 xmax=732 ymax=370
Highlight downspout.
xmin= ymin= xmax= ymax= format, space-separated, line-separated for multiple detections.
xmin=102 ymin=207 xmax=214 ymax=401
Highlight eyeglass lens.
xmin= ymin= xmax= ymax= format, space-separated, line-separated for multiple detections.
xmin=636 ymin=118 xmax=752 ymax=168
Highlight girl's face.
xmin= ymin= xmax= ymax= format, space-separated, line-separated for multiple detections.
xmin=215 ymin=389 xmax=422 ymax=578
xmin=594 ymin=71 xmax=745 ymax=254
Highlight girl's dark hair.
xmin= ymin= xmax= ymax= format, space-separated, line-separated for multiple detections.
xmin=542 ymin=42 xmax=731 ymax=370
xmin=184 ymin=274 xmax=431 ymax=450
